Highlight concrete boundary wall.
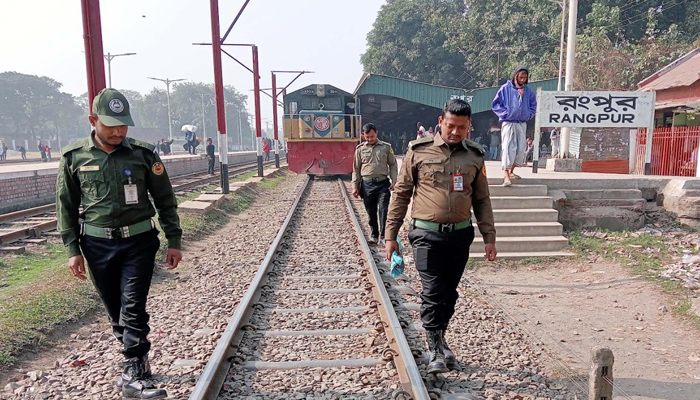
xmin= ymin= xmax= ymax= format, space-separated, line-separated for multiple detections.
xmin=0 ymin=152 xmax=258 ymax=214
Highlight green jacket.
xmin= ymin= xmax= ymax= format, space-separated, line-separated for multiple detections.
xmin=56 ymin=133 xmax=182 ymax=257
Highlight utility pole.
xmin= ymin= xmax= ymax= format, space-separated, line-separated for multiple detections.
xmin=148 ymin=77 xmax=186 ymax=140
xmin=104 ymin=52 xmax=136 ymax=88
xmin=557 ymin=0 xmax=566 ymax=91
xmin=200 ymin=93 xmax=207 ymax=143
xmin=495 ymin=51 xmax=501 ymax=87
xmin=560 ymin=0 xmax=578 ymax=158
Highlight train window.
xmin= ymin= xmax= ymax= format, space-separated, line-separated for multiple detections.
xmin=289 ymin=102 xmax=298 ymax=114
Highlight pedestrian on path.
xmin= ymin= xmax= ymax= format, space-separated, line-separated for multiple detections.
xmin=491 ymin=66 xmax=537 ymax=187
xmin=206 ymin=138 xmax=216 ymax=175
xmin=56 ymin=88 xmax=182 ymax=400
xmin=550 ymin=127 xmax=561 ymax=158
xmin=385 ymin=99 xmax=497 ymax=374
xmin=18 ymin=145 xmax=26 ymax=160
xmin=488 ymin=125 xmax=501 ymax=160
xmin=0 ymin=142 xmax=7 ymax=161
xmin=352 ymin=123 xmax=398 ymax=244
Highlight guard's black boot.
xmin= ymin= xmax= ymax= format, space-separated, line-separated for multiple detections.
xmin=426 ymin=330 xmax=448 ymax=374
xmin=441 ymin=330 xmax=461 ymax=371
xmin=120 ymin=357 xmax=167 ymax=399
xmin=368 ymin=235 xmax=378 ymax=244
xmin=115 ymin=355 xmax=152 ymax=388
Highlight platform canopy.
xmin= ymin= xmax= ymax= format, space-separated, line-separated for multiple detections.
xmin=352 ymin=73 xmax=558 ymax=153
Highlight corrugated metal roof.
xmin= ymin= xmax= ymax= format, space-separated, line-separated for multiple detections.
xmin=354 ymin=73 xmax=558 ymax=114
xmin=638 ymin=48 xmax=700 ymax=91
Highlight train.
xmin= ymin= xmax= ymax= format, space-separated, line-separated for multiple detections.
xmin=283 ymin=84 xmax=362 ymax=175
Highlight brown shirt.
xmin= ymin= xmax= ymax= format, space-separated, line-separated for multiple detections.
xmin=351 ymin=140 xmax=398 ymax=191
xmin=385 ymin=134 xmax=496 ymax=243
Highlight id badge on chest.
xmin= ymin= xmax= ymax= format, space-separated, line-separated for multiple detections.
xmin=123 ymin=169 xmax=139 ymax=204
xmin=452 ymin=173 xmax=464 ymax=192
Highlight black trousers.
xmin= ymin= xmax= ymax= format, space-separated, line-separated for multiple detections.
xmin=80 ymin=229 xmax=160 ymax=359
xmin=362 ymin=179 xmax=391 ymax=238
xmin=408 ymin=226 xmax=475 ymax=331
xmin=208 ymin=158 xmax=215 ymax=174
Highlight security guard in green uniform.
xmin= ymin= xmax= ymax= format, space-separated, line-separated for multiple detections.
xmin=352 ymin=123 xmax=398 ymax=244
xmin=56 ymin=88 xmax=183 ymax=400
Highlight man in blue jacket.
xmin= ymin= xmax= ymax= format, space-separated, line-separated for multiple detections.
xmin=491 ymin=66 xmax=537 ymax=186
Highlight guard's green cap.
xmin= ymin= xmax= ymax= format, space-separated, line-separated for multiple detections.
xmin=92 ymin=88 xmax=135 ymax=127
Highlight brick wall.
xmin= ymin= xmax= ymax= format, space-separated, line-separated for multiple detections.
xmin=578 ymin=127 xmax=630 ymax=174
xmin=0 ymin=152 xmax=257 ymax=214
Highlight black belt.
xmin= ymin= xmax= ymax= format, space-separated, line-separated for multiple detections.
xmin=362 ymin=176 xmax=388 ymax=183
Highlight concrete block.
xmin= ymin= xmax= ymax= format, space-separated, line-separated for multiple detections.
xmin=179 ymin=200 xmax=214 ymax=213
xmin=263 ymin=168 xmax=278 ymax=177
xmin=246 ymin=177 xmax=264 ymax=183
xmin=471 ymin=235 xmax=569 ymax=253
xmin=490 ymin=196 xmax=553 ymax=209
xmin=546 ymin=158 xmax=583 ymax=172
xmin=488 ymin=184 xmax=548 ymax=197
xmin=492 ymin=209 xmax=559 ymax=223
xmin=195 ymin=194 xmax=225 ymax=205
xmin=562 ymin=189 xmax=643 ymax=200
xmin=474 ymin=222 xmax=563 ymax=237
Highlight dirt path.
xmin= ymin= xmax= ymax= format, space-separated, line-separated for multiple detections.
xmin=472 ymin=259 xmax=700 ymax=400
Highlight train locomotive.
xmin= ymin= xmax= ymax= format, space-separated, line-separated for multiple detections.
xmin=283 ymin=84 xmax=361 ymax=175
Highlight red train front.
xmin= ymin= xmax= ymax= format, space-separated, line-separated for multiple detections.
xmin=283 ymin=84 xmax=361 ymax=175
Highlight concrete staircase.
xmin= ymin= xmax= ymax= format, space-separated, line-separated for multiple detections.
xmin=471 ymin=184 xmax=573 ymax=259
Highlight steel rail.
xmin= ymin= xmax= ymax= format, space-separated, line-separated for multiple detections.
xmin=0 ymin=204 xmax=55 ymax=225
xmin=188 ymin=176 xmax=311 ymax=400
xmin=337 ymin=179 xmax=430 ymax=400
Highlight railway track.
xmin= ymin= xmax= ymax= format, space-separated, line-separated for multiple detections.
xmin=0 ymin=161 xmax=274 ymax=246
xmin=189 ymin=177 xmax=429 ymax=400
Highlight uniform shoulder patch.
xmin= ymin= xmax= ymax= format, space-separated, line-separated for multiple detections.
xmin=408 ymin=137 xmax=433 ymax=149
xmin=151 ymin=162 xmax=165 ymax=176
xmin=129 ymin=138 xmax=156 ymax=152
xmin=463 ymin=139 xmax=485 ymax=156
xmin=61 ymin=137 xmax=89 ymax=156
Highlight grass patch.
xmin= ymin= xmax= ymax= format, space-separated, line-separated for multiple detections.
xmin=567 ymin=229 xmax=700 ymax=329
xmin=258 ymin=175 xmax=285 ymax=190
xmin=0 ymin=244 xmax=98 ymax=367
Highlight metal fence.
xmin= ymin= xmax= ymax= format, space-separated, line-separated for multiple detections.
xmin=633 ymin=126 xmax=700 ymax=176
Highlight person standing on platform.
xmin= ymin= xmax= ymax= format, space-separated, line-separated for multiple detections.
xmin=0 ymin=142 xmax=7 ymax=161
xmin=352 ymin=123 xmax=398 ymax=245
xmin=489 ymin=125 xmax=501 ymax=161
xmin=18 ymin=145 xmax=26 ymax=160
xmin=262 ymin=138 xmax=271 ymax=161
xmin=491 ymin=66 xmax=537 ymax=187
xmin=385 ymin=99 xmax=497 ymax=374
xmin=56 ymin=88 xmax=182 ymax=400
xmin=206 ymin=137 xmax=216 ymax=175
xmin=550 ymin=127 xmax=561 ymax=158
xmin=38 ymin=142 xmax=47 ymax=162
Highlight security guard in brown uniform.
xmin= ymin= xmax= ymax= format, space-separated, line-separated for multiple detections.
xmin=56 ymin=88 xmax=182 ymax=399
xmin=385 ymin=99 xmax=497 ymax=374
xmin=352 ymin=123 xmax=398 ymax=244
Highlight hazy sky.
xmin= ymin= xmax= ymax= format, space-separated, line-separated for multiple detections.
xmin=0 ymin=0 xmax=385 ymax=122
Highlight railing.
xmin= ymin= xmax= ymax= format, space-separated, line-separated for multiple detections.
xmin=633 ymin=126 xmax=700 ymax=176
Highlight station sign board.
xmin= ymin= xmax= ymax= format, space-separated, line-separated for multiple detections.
xmin=538 ymin=91 xmax=654 ymax=128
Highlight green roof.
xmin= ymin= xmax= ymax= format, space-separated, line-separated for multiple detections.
xmin=354 ymin=73 xmax=559 ymax=114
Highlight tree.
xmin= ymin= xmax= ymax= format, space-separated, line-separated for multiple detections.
xmin=0 ymin=72 xmax=84 ymax=147
xmin=361 ymin=0 xmax=467 ymax=86
xmin=362 ymin=0 xmax=700 ymax=90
